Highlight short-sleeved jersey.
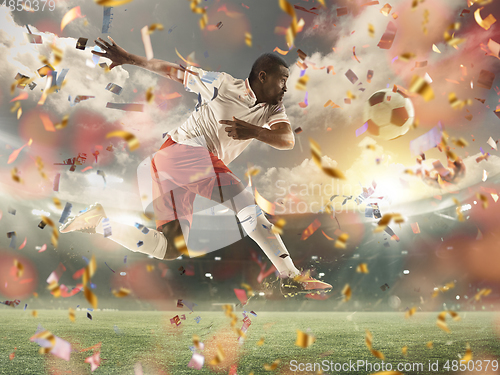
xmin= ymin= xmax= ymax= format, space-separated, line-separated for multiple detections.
xmin=168 ymin=65 xmax=290 ymax=166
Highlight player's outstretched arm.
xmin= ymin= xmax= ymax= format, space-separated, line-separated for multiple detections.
xmin=219 ymin=117 xmax=295 ymax=150
xmin=92 ymin=37 xmax=184 ymax=84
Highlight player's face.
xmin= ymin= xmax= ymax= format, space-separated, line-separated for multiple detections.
xmin=265 ymin=66 xmax=289 ymax=105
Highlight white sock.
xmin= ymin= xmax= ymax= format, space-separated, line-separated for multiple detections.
xmin=237 ymin=205 xmax=300 ymax=278
xmin=95 ymin=220 xmax=167 ymax=260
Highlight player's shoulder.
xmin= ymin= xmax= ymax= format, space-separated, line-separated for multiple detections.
xmin=268 ymin=102 xmax=287 ymax=115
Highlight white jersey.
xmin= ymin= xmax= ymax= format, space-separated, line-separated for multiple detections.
xmin=168 ymin=65 xmax=291 ymax=166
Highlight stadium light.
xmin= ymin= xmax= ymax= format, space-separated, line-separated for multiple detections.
xmin=258 ymin=292 xmax=265 ymax=296
xmin=311 ymin=255 xmax=318 ymax=260
xmin=214 ymin=257 xmax=221 ymax=261
xmin=205 ymin=273 xmax=212 ymax=278
xmin=456 ymin=295 xmax=460 ymax=300
xmin=403 ymin=270 xmax=410 ymax=274
xmin=318 ymin=273 xmax=325 ymax=278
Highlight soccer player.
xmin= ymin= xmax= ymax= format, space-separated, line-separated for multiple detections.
xmin=60 ymin=36 xmax=331 ymax=296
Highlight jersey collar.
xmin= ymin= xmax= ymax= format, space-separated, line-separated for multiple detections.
xmin=245 ymin=78 xmax=266 ymax=108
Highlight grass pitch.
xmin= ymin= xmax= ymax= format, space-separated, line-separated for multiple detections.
xmin=0 ymin=310 xmax=499 ymax=374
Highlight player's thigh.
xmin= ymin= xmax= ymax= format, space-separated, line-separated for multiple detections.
xmin=210 ymin=180 xmax=255 ymax=212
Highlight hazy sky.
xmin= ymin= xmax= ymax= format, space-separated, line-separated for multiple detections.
xmin=1 ymin=0 xmax=500 ymax=234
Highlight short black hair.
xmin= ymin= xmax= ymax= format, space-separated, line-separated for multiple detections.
xmin=249 ymin=53 xmax=289 ymax=84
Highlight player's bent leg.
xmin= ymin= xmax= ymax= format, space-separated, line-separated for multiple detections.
xmin=157 ymin=219 xmax=190 ymax=260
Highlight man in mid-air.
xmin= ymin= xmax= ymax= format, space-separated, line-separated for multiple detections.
xmin=60 ymin=36 xmax=332 ymax=297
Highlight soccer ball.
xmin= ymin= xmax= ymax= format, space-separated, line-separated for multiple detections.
xmin=362 ymin=88 xmax=415 ymax=140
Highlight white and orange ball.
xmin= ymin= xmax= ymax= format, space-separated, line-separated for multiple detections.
xmin=362 ymin=88 xmax=415 ymax=140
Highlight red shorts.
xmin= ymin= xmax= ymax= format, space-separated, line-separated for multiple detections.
xmin=151 ymin=137 xmax=240 ymax=229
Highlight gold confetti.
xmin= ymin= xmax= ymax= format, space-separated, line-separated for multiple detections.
xmin=432 ymin=44 xmax=441 ymax=53
xmin=112 ymin=287 xmax=131 ymax=297
xmin=263 ymin=359 xmax=280 ymax=371
xmin=245 ymin=32 xmax=252 ymax=47
xmin=462 ymin=343 xmax=472 ymax=363
xmin=309 ymin=138 xmax=346 ymax=180
xmin=257 ymin=337 xmax=265 ymax=346
xmin=55 ymin=115 xmax=69 ymax=130
xmin=53 ymin=197 xmax=62 ymax=210
xmin=409 ymin=75 xmax=434 ymax=101
xmin=380 ymin=3 xmax=391 ymax=16
xmin=405 ymin=306 xmax=416 ymax=318
xmin=146 ymin=87 xmax=155 ymax=104
xmin=84 ymin=286 xmax=98 ymax=309
xmin=10 ymin=101 xmax=21 ymax=113
xmin=47 ymin=281 xmax=61 ymax=298
xmin=295 ymin=330 xmax=316 ymax=348
xmin=374 ymin=213 xmax=404 ymax=233
xmin=371 ymin=349 xmax=385 ymax=359
xmin=106 ymin=131 xmax=139 ymax=151
xmin=399 ymin=52 xmax=415 ymax=62
xmin=148 ymin=23 xmax=164 ymax=33
xmin=32 ymin=310 xmax=38 ymax=318
xmin=209 ymin=345 xmax=225 ymax=365
xmin=368 ymin=23 xmax=375 ymax=37
xmin=69 ymin=307 xmax=76 ymax=322
xmin=324 ymin=100 xmax=341 ymax=108
xmin=356 ymin=263 xmax=369 ymax=273
xmin=41 ymin=215 xmax=59 ymax=248
xmin=13 ymin=259 xmax=24 ymax=278
xmin=402 ymin=346 xmax=408 ymax=355
xmin=335 ymin=232 xmax=349 ymax=249
xmin=189 ymin=0 xmax=208 ymax=30
xmin=279 ymin=0 xmax=298 ymax=47
xmin=241 ymin=283 xmax=255 ymax=297
xmin=474 ymin=288 xmax=491 ymax=301
xmin=30 ymin=330 xmax=56 ymax=354
xmin=296 ymin=74 xmax=309 ymax=90
xmin=427 ymin=341 xmax=433 ymax=349
xmin=342 ymin=284 xmax=351 ymax=302
xmin=365 ymin=330 xmax=373 ymax=349
xmin=476 ymin=193 xmax=488 ymax=209
xmin=11 ymin=168 xmax=22 ymax=184
xmin=474 ymin=7 xmax=496 ymax=30
xmin=146 ymin=264 xmax=155 ymax=272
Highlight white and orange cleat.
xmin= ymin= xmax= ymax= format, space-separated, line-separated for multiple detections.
xmin=280 ymin=272 xmax=332 ymax=297
xmin=59 ymin=203 xmax=107 ymax=234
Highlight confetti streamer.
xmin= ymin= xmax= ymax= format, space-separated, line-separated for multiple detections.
xmin=106 ymin=131 xmax=139 ymax=151
xmin=61 ymin=6 xmax=83 ymax=31
xmin=94 ymin=0 xmax=133 ymax=6
xmin=474 ymin=7 xmax=496 ymax=30
xmin=112 ymin=287 xmax=131 ymax=297
xmin=356 ymin=263 xmax=369 ymax=273
xmin=335 ymin=232 xmax=349 ymax=248
xmin=8 ymin=138 xmax=32 ymax=164
xmin=141 ymin=26 xmax=154 ymax=60
xmin=175 ymin=48 xmax=200 ymax=67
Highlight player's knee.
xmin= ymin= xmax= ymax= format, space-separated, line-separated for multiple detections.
xmin=159 ymin=219 xmax=188 ymax=260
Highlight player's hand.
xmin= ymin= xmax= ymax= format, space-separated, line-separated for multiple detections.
xmin=219 ymin=117 xmax=260 ymax=141
xmin=92 ymin=37 xmax=129 ymax=70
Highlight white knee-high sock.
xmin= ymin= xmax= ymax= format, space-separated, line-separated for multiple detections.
xmin=237 ymin=205 xmax=300 ymax=278
xmin=95 ymin=220 xmax=167 ymax=260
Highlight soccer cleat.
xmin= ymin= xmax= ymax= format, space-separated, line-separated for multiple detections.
xmin=280 ymin=272 xmax=332 ymax=296
xmin=59 ymin=203 xmax=107 ymax=234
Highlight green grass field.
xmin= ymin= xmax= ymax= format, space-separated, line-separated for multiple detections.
xmin=1 ymin=310 xmax=499 ymax=375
